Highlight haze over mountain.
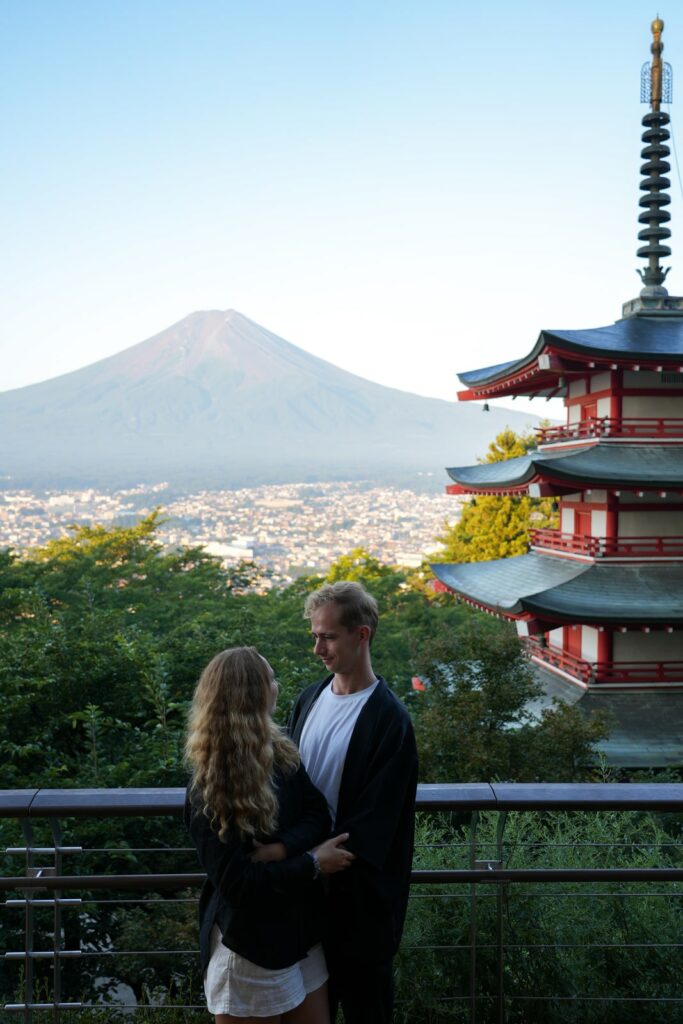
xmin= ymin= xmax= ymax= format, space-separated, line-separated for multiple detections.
xmin=0 ymin=310 xmax=541 ymax=490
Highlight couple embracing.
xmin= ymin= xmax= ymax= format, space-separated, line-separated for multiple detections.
xmin=185 ymin=581 xmax=419 ymax=1024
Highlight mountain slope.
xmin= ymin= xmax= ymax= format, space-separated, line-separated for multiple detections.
xmin=0 ymin=310 xmax=541 ymax=488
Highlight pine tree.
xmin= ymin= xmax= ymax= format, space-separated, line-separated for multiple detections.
xmin=435 ymin=427 xmax=558 ymax=563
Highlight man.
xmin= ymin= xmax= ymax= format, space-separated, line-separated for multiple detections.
xmin=289 ymin=580 xmax=418 ymax=1023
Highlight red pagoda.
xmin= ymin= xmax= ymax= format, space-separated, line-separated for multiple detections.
xmin=433 ymin=19 xmax=683 ymax=765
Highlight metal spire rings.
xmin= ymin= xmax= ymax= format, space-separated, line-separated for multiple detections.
xmin=638 ymin=18 xmax=673 ymax=293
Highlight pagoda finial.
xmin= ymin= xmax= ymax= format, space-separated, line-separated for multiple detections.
xmin=637 ymin=17 xmax=673 ymax=294
xmin=650 ymin=16 xmax=665 ymax=112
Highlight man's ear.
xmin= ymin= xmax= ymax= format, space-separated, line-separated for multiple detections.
xmin=358 ymin=625 xmax=371 ymax=645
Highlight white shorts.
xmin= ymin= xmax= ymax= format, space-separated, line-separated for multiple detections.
xmin=204 ymin=925 xmax=328 ymax=1016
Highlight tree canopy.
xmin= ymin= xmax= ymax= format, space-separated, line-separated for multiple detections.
xmin=434 ymin=427 xmax=558 ymax=563
xmin=0 ymin=514 xmax=606 ymax=791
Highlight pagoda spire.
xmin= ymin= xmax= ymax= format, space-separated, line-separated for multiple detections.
xmin=637 ymin=17 xmax=673 ymax=294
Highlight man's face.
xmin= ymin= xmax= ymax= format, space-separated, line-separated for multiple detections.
xmin=310 ymin=602 xmax=365 ymax=676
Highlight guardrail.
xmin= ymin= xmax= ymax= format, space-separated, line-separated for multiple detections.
xmin=537 ymin=416 xmax=683 ymax=444
xmin=2 ymin=785 xmax=683 ymax=1023
xmin=524 ymin=637 xmax=683 ymax=686
xmin=530 ymin=528 xmax=683 ymax=559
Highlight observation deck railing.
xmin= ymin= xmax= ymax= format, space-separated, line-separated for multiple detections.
xmin=524 ymin=637 xmax=683 ymax=686
xmin=537 ymin=416 xmax=683 ymax=444
xmin=1 ymin=786 xmax=683 ymax=1023
xmin=530 ymin=528 xmax=683 ymax=559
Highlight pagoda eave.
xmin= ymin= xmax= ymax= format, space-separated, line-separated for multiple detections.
xmin=446 ymin=444 xmax=683 ymax=494
xmin=457 ymin=320 xmax=683 ymax=399
xmin=432 ymin=556 xmax=683 ymax=626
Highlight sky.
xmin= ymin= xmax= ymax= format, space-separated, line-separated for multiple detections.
xmin=2 ymin=0 xmax=682 ymax=420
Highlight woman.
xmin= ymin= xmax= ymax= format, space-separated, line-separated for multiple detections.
xmin=185 ymin=646 xmax=353 ymax=1024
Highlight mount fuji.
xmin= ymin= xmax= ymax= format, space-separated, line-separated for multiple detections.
xmin=0 ymin=310 xmax=540 ymax=490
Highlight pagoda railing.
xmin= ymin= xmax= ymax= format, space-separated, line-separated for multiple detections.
xmin=524 ymin=638 xmax=683 ymax=685
xmin=530 ymin=529 xmax=683 ymax=559
xmin=537 ymin=416 xmax=683 ymax=444
xmin=593 ymin=661 xmax=683 ymax=684
xmin=524 ymin=638 xmax=593 ymax=683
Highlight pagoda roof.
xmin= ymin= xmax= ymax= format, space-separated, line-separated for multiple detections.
xmin=447 ymin=443 xmax=683 ymax=493
xmin=457 ymin=317 xmax=683 ymax=398
xmin=432 ymin=555 xmax=683 ymax=624
xmin=534 ymin=669 xmax=683 ymax=767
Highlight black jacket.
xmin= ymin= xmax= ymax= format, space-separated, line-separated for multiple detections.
xmin=289 ymin=676 xmax=418 ymax=963
xmin=185 ymin=762 xmax=331 ymax=970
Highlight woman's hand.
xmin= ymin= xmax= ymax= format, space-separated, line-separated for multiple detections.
xmin=250 ymin=840 xmax=287 ymax=863
xmin=313 ymin=833 xmax=355 ymax=874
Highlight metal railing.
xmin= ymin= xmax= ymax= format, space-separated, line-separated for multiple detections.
xmin=2 ymin=785 xmax=683 ymax=1023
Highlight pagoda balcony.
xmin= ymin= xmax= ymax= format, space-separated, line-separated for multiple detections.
xmin=530 ymin=528 xmax=683 ymax=559
xmin=524 ymin=637 xmax=683 ymax=686
xmin=537 ymin=417 xmax=683 ymax=445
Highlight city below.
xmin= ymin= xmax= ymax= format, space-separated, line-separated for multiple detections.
xmin=0 ymin=481 xmax=464 ymax=587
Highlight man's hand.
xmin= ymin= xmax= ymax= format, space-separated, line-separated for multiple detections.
xmin=313 ymin=833 xmax=356 ymax=874
xmin=250 ymin=841 xmax=287 ymax=863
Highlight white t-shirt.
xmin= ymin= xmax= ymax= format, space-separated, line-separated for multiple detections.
xmin=299 ymin=679 xmax=379 ymax=825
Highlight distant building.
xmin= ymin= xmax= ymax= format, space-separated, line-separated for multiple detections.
xmin=433 ymin=20 xmax=683 ymax=767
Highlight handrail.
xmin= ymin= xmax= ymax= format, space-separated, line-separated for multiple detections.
xmin=3 ymin=786 xmax=682 ymax=1022
xmin=530 ymin=528 xmax=683 ymax=559
xmin=524 ymin=638 xmax=683 ymax=685
xmin=537 ymin=416 xmax=683 ymax=443
xmin=3 ymin=867 xmax=683 ymax=892
xmin=3 ymin=783 xmax=683 ymax=816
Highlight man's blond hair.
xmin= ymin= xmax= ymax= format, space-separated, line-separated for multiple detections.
xmin=304 ymin=581 xmax=379 ymax=640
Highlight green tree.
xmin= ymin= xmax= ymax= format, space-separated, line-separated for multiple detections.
xmin=411 ymin=614 xmax=608 ymax=782
xmin=435 ymin=427 xmax=558 ymax=563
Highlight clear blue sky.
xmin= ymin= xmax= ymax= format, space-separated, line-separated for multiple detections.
xmin=2 ymin=1 xmax=681 ymax=418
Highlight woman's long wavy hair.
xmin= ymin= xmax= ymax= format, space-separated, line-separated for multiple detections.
xmin=185 ymin=646 xmax=299 ymax=840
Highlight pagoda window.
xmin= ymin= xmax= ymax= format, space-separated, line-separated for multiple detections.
xmin=613 ymin=630 xmax=683 ymax=660
xmin=622 ymin=394 xmax=683 ymax=418
xmin=623 ymin=370 xmax=683 ymax=388
xmin=589 ymin=372 xmax=612 ymax=393
xmin=547 ymin=626 xmax=564 ymax=650
xmin=581 ymin=626 xmax=600 ymax=662
xmin=568 ymin=379 xmax=588 ymax=399
xmin=590 ymin=509 xmax=607 ymax=536
xmin=560 ymin=507 xmax=575 ymax=533
xmin=619 ymin=510 xmax=683 ymax=536
xmin=568 ymin=404 xmax=582 ymax=425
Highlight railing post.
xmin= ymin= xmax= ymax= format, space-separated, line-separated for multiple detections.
xmin=50 ymin=821 xmax=63 ymax=1024
xmin=495 ymin=811 xmax=508 ymax=1024
xmin=469 ymin=810 xmax=479 ymax=1024
xmin=20 ymin=819 xmax=35 ymax=1024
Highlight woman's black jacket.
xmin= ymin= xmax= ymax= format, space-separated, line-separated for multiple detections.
xmin=185 ymin=762 xmax=331 ymax=970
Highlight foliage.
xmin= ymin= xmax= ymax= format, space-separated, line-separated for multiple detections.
xmin=411 ymin=613 xmax=609 ymax=783
xmin=0 ymin=515 xmax=613 ymax=1014
xmin=396 ymin=810 xmax=683 ymax=1023
xmin=434 ymin=428 xmax=558 ymax=564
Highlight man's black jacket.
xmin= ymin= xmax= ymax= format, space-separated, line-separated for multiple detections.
xmin=290 ymin=676 xmax=418 ymax=963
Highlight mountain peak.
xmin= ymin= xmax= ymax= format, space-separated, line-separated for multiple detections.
xmin=0 ymin=311 xmax=541 ymax=489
